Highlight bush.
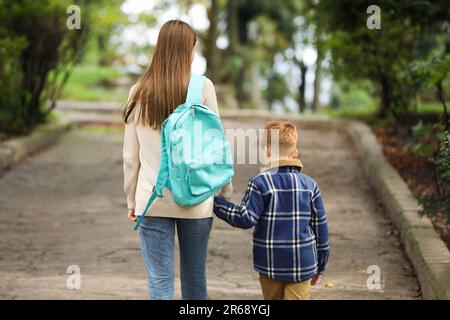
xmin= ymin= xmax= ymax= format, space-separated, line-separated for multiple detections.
xmin=0 ymin=28 xmax=27 ymax=133
xmin=0 ymin=0 xmax=89 ymax=134
xmin=412 ymin=121 xmax=450 ymax=221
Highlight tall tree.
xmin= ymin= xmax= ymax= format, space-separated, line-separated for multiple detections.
xmin=314 ymin=0 xmax=450 ymax=119
xmin=298 ymin=61 xmax=307 ymax=113
xmin=0 ymin=0 xmax=89 ymax=133
xmin=203 ymin=0 xmax=221 ymax=82
xmin=311 ymin=25 xmax=324 ymax=112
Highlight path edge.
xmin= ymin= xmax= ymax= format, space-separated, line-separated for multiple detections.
xmin=221 ymin=109 xmax=450 ymax=300
xmin=0 ymin=121 xmax=72 ymax=171
xmin=346 ymin=120 xmax=450 ymax=300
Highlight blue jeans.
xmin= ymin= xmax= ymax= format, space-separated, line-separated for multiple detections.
xmin=139 ymin=216 xmax=213 ymax=300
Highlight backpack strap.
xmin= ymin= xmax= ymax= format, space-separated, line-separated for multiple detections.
xmin=132 ymin=121 xmax=170 ymax=231
xmin=185 ymin=74 xmax=205 ymax=104
xmin=133 ymin=187 xmax=157 ymax=230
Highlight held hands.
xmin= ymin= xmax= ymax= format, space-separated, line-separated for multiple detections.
xmin=218 ymin=181 xmax=233 ymax=199
xmin=128 ymin=209 xmax=137 ymax=222
xmin=129 ymin=182 xmax=234 ymax=222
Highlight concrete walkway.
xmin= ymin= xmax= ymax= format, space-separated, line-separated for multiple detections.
xmin=0 ymin=119 xmax=420 ymax=299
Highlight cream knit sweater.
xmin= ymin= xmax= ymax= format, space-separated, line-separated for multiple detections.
xmin=123 ymin=77 xmax=219 ymax=219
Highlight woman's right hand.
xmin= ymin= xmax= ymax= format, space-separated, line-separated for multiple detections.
xmin=127 ymin=209 xmax=137 ymax=222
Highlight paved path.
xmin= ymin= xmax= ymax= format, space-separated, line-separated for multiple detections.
xmin=0 ymin=119 xmax=420 ymax=299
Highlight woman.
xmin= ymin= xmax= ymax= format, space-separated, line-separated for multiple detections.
xmin=122 ymin=20 xmax=219 ymax=300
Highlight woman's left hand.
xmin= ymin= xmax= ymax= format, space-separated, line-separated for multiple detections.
xmin=219 ymin=182 xmax=233 ymax=199
xmin=128 ymin=209 xmax=137 ymax=222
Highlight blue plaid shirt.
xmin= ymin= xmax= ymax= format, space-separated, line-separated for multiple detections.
xmin=214 ymin=159 xmax=329 ymax=282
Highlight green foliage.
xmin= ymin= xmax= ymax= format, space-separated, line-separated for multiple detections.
xmin=0 ymin=0 xmax=89 ymax=134
xmin=87 ymin=0 xmax=136 ymax=65
xmin=436 ymin=134 xmax=450 ymax=183
xmin=0 ymin=27 xmax=28 ymax=132
xmin=418 ymin=131 xmax=450 ymax=221
xmin=403 ymin=40 xmax=450 ymax=124
xmin=315 ymin=0 xmax=449 ymax=119
xmin=202 ymin=0 xmax=302 ymax=106
xmin=265 ymin=73 xmax=289 ymax=108
xmin=406 ymin=54 xmax=450 ymax=89
xmin=61 ymin=64 xmax=127 ymax=102
xmin=411 ymin=121 xmax=440 ymax=158
xmin=417 ymin=101 xmax=450 ymax=115
xmin=329 ymin=80 xmax=375 ymax=110
xmin=412 ymin=121 xmax=450 ymax=220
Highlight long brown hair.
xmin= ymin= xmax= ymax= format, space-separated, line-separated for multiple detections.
xmin=123 ymin=20 xmax=197 ymax=129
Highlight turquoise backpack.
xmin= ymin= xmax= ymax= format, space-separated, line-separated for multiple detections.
xmin=133 ymin=75 xmax=234 ymax=230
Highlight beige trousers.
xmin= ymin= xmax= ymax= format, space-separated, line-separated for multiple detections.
xmin=259 ymin=274 xmax=311 ymax=300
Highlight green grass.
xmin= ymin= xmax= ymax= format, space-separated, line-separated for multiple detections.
xmin=417 ymin=101 xmax=448 ymax=115
xmin=322 ymin=100 xmax=448 ymax=122
xmin=322 ymin=104 xmax=396 ymax=127
xmin=46 ymin=111 xmax=60 ymax=123
xmin=322 ymin=104 xmax=377 ymax=119
xmin=61 ymin=64 xmax=129 ymax=102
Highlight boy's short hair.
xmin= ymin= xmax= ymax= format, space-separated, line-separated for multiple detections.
xmin=264 ymin=121 xmax=298 ymax=158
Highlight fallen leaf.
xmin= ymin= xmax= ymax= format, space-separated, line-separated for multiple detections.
xmin=394 ymin=240 xmax=403 ymax=248
xmin=402 ymin=264 xmax=413 ymax=271
xmin=410 ymin=290 xmax=422 ymax=298
xmin=325 ymin=283 xmax=333 ymax=288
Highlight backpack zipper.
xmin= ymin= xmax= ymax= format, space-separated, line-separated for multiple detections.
xmin=173 ymin=103 xmax=214 ymax=129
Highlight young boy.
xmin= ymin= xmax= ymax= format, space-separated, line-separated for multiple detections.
xmin=214 ymin=121 xmax=329 ymax=300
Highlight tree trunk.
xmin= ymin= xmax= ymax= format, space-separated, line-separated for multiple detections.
xmin=97 ymin=35 xmax=108 ymax=66
xmin=227 ymin=0 xmax=245 ymax=106
xmin=236 ymin=67 xmax=247 ymax=106
xmin=311 ymin=32 xmax=324 ymax=112
xmin=379 ymin=74 xmax=391 ymax=118
xmin=249 ymin=64 xmax=261 ymax=108
xmin=298 ymin=62 xmax=307 ymax=113
xmin=227 ymin=0 xmax=239 ymax=55
xmin=311 ymin=51 xmax=323 ymax=112
xmin=437 ymin=82 xmax=449 ymax=132
xmin=204 ymin=0 xmax=220 ymax=82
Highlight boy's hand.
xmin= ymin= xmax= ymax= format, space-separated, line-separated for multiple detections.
xmin=127 ymin=209 xmax=137 ymax=222
xmin=311 ymin=274 xmax=321 ymax=286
